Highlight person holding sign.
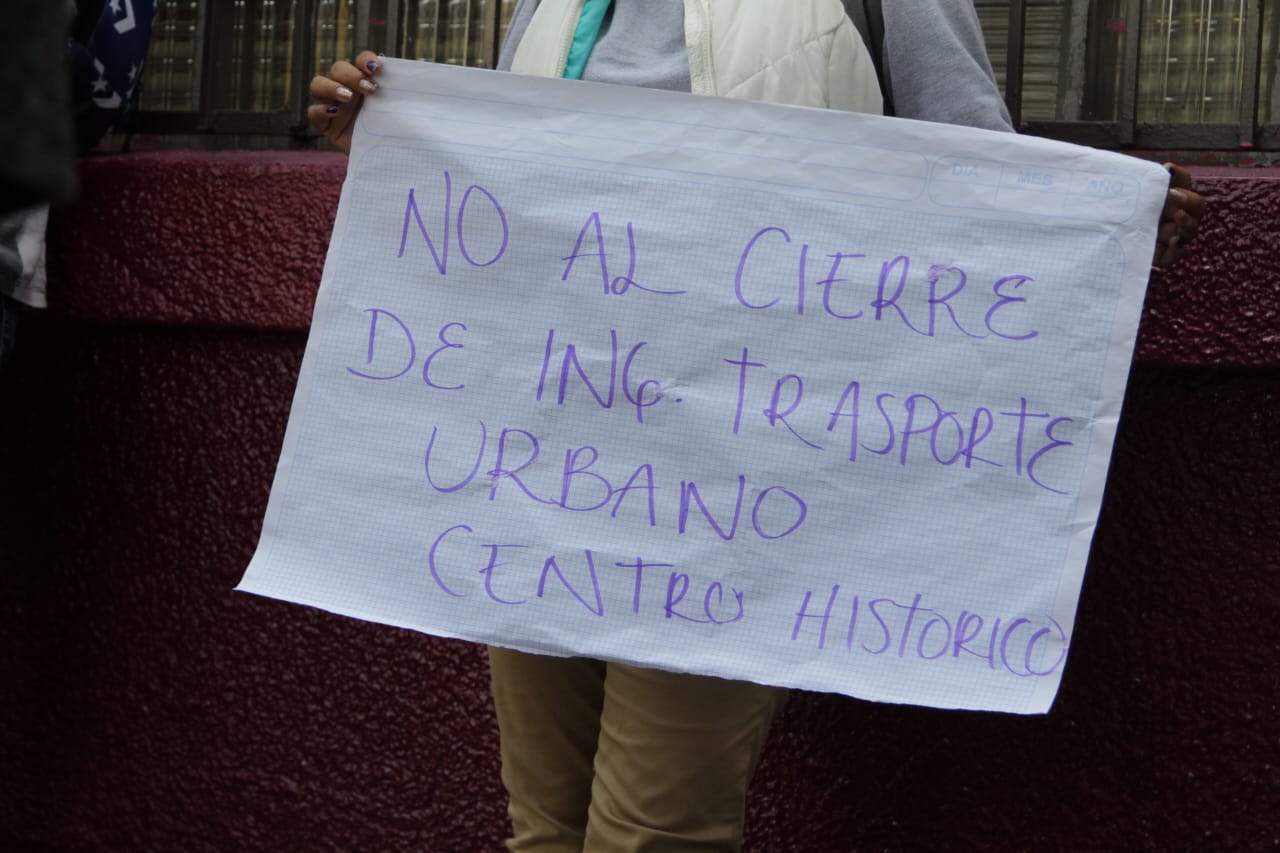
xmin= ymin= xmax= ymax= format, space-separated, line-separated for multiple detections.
xmin=306 ymin=2 xmax=1203 ymax=850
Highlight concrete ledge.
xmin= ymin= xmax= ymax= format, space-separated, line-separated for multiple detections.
xmin=1138 ymin=167 xmax=1280 ymax=366
xmin=45 ymin=153 xmax=1280 ymax=368
xmin=47 ymin=152 xmax=345 ymax=332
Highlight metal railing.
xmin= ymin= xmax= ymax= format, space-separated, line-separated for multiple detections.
xmin=128 ymin=0 xmax=513 ymax=140
xmin=977 ymin=0 xmax=1274 ymax=150
xmin=123 ymin=0 xmax=1277 ymax=151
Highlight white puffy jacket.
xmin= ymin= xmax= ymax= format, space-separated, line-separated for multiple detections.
xmin=510 ymin=0 xmax=883 ymax=114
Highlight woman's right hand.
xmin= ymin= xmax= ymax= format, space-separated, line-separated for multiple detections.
xmin=308 ymin=50 xmax=383 ymax=155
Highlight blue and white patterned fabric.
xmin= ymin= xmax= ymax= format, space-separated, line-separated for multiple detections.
xmin=66 ymin=0 xmax=161 ymax=152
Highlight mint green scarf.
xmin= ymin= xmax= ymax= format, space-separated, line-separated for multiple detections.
xmin=562 ymin=0 xmax=614 ymax=80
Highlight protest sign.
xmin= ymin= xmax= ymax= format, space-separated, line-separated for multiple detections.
xmin=238 ymin=58 xmax=1168 ymax=713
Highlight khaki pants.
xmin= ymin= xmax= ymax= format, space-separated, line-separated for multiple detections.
xmin=488 ymin=647 xmax=790 ymax=853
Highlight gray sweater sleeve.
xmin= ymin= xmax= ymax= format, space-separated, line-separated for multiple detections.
xmin=497 ymin=0 xmax=537 ymax=72
xmin=880 ymin=0 xmax=1014 ymax=131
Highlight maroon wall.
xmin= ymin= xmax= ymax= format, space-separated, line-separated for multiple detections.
xmin=2 ymin=153 xmax=1276 ymax=851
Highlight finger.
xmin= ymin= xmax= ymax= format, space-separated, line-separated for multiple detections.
xmin=309 ymin=73 xmax=358 ymax=105
xmin=1164 ymin=162 xmax=1194 ymax=191
xmin=307 ymin=101 xmax=358 ymax=154
xmin=1160 ymin=184 xmax=1204 ymax=219
xmin=1160 ymin=185 xmax=1202 ymax=241
xmin=328 ymin=58 xmax=380 ymax=96
xmin=1152 ymin=222 xmax=1185 ymax=267
xmin=1152 ymin=241 xmax=1181 ymax=268
xmin=1166 ymin=186 xmax=1206 ymax=221
xmin=1174 ymin=204 xmax=1200 ymax=246
xmin=1161 ymin=162 xmax=1206 ymax=233
xmin=354 ymin=50 xmax=384 ymax=77
xmin=1159 ymin=190 xmax=1203 ymax=249
xmin=307 ymin=101 xmax=343 ymax=134
xmin=305 ymin=87 xmax=354 ymax=128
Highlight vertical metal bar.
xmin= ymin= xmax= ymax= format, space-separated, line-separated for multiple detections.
xmin=483 ymin=0 xmax=500 ymax=68
xmin=1006 ymin=0 xmax=1027 ymax=126
xmin=449 ymin=0 xmax=470 ymax=65
xmin=197 ymin=0 xmax=217 ymax=126
xmin=429 ymin=0 xmax=441 ymax=60
xmin=1198 ymin=0 xmax=1212 ymax=121
xmin=292 ymin=0 xmax=320 ymax=134
xmin=1119 ymin=0 xmax=1141 ymax=141
xmin=356 ymin=0 xmax=371 ymax=51
xmin=1159 ymin=0 xmax=1174 ymax=122
xmin=147 ymin=5 xmax=168 ymax=109
xmin=283 ymin=0 xmax=296 ymax=98
xmin=416 ymin=0 xmax=439 ymax=60
xmin=1234 ymin=0 xmax=1247 ymax=103
xmin=260 ymin=0 xmax=277 ymax=111
xmin=386 ymin=0 xmax=401 ymax=52
xmin=316 ymin=0 xmax=332 ymax=73
xmin=1238 ymin=0 xmax=1263 ymax=144
xmin=229 ymin=0 xmax=246 ymax=110
xmin=1269 ymin=0 xmax=1280 ymax=126
xmin=1061 ymin=0 xmax=1090 ymax=122
xmin=183 ymin=0 xmax=204 ymax=113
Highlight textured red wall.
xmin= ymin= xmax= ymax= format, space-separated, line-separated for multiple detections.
xmin=1 ymin=153 xmax=1276 ymax=851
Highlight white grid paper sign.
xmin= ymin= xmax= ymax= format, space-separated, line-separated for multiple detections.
xmin=238 ymin=58 xmax=1168 ymax=714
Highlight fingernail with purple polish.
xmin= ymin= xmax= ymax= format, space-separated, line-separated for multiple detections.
xmin=367 ymin=60 xmax=380 ymax=72
xmin=326 ymin=104 xmax=340 ymax=114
